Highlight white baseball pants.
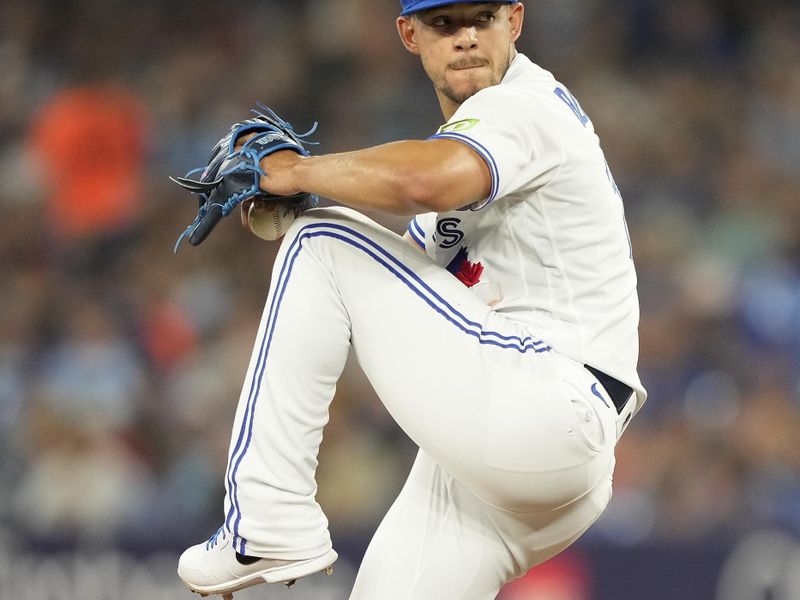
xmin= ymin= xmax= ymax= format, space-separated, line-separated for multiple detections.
xmin=222 ymin=207 xmax=624 ymax=599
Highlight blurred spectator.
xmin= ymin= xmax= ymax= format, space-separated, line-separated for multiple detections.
xmin=28 ymin=86 xmax=149 ymax=241
xmin=498 ymin=551 xmax=591 ymax=600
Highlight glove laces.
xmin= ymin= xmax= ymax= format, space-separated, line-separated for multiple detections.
xmin=252 ymin=101 xmax=319 ymax=146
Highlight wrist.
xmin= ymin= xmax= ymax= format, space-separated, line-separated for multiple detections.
xmin=289 ymin=153 xmax=312 ymax=194
xmin=258 ymin=149 xmax=307 ymax=197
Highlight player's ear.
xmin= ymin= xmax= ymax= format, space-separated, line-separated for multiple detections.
xmin=508 ymin=3 xmax=524 ymax=43
xmin=397 ymin=16 xmax=421 ymax=55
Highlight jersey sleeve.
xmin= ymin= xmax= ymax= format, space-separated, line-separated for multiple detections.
xmin=406 ymin=212 xmax=435 ymax=250
xmin=429 ymin=85 xmax=562 ymax=210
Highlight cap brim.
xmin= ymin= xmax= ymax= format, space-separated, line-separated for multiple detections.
xmin=401 ymin=0 xmax=517 ymax=16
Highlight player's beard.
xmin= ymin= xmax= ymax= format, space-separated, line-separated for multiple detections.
xmin=436 ymin=54 xmax=508 ymax=104
xmin=438 ymin=79 xmax=487 ymax=105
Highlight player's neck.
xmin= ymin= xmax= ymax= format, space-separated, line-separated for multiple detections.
xmin=437 ymin=94 xmax=461 ymax=122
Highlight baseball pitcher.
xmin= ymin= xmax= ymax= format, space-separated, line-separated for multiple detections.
xmin=173 ymin=1 xmax=646 ymax=598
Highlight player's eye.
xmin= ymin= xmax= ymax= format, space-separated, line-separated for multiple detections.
xmin=474 ymin=12 xmax=496 ymax=24
xmin=431 ymin=15 xmax=452 ymax=27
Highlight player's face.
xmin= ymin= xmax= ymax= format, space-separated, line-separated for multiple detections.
xmin=398 ymin=3 xmax=524 ymax=109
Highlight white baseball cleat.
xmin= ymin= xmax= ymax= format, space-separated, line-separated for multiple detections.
xmin=177 ymin=527 xmax=337 ymax=597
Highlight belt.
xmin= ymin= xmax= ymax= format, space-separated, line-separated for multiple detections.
xmin=584 ymin=365 xmax=633 ymax=414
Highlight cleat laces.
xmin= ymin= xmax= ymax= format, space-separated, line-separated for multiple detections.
xmin=205 ymin=527 xmax=227 ymax=550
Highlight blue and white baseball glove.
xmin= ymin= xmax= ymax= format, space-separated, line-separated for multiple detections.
xmin=171 ymin=103 xmax=318 ymax=250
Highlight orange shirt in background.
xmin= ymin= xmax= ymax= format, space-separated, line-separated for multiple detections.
xmin=30 ymin=86 xmax=148 ymax=239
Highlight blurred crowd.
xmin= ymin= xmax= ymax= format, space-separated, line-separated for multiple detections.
xmin=1 ymin=0 xmax=799 ymax=589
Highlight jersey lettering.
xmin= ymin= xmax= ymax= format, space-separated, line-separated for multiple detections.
xmin=436 ymin=218 xmax=464 ymax=249
xmin=554 ymin=87 xmax=590 ymax=127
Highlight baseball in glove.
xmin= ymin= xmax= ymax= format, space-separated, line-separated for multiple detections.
xmin=171 ymin=103 xmax=318 ymax=250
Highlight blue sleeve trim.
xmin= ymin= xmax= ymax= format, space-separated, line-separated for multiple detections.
xmin=429 ymin=132 xmax=499 ymax=209
xmin=407 ymin=220 xmax=425 ymax=249
xmin=411 ymin=218 xmax=426 ymax=239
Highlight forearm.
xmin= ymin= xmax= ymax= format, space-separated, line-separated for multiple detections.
xmin=271 ymin=139 xmax=490 ymax=216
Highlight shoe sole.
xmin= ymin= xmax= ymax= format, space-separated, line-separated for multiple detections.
xmin=185 ymin=549 xmax=338 ymax=597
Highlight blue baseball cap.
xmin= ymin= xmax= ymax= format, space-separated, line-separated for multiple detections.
xmin=400 ymin=0 xmax=518 ymax=17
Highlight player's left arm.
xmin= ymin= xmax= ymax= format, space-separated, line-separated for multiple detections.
xmin=253 ymin=138 xmax=491 ymax=216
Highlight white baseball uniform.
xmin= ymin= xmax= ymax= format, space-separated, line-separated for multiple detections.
xmin=221 ymin=53 xmax=645 ymax=599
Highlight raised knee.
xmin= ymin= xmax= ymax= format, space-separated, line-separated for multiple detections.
xmin=284 ymin=206 xmax=390 ymax=246
xmin=292 ymin=206 xmax=364 ymax=230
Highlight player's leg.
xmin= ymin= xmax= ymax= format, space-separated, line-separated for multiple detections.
xmin=177 ymin=210 xmax=352 ymax=595
xmin=178 ymin=206 xmax=618 ymax=595
xmin=350 ymin=451 xmax=615 ymax=600
xmin=350 ymin=451 xmax=516 ymax=600
xmin=220 ymin=206 xmax=616 ymax=531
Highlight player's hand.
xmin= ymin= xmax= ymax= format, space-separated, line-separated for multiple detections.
xmin=170 ymin=104 xmax=317 ymax=248
xmin=235 ymin=133 xmax=304 ymax=198
xmin=258 ymin=149 xmax=304 ymax=196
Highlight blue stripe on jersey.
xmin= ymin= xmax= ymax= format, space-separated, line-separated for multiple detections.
xmin=407 ymin=220 xmax=425 ymax=249
xmin=226 ymin=222 xmax=551 ymax=553
xmin=411 ymin=217 xmax=426 ymax=241
xmin=428 ymin=132 xmax=499 ymax=206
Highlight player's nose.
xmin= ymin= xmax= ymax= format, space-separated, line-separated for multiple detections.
xmin=454 ymin=26 xmax=479 ymax=51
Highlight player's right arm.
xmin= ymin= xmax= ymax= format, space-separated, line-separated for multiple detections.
xmin=255 ymin=138 xmax=492 ymax=216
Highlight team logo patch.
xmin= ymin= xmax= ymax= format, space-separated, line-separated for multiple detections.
xmin=446 ymin=246 xmax=484 ymax=288
xmin=438 ymin=118 xmax=480 ymax=134
xmin=455 ymin=257 xmax=484 ymax=288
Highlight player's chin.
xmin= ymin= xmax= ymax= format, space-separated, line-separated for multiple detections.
xmin=446 ymin=83 xmax=486 ymax=104
xmin=445 ymin=72 xmax=492 ymax=100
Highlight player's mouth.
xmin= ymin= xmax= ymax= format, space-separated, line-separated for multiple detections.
xmin=449 ymin=58 xmax=489 ymax=71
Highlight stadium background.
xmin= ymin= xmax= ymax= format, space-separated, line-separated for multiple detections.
xmin=1 ymin=0 xmax=799 ymax=598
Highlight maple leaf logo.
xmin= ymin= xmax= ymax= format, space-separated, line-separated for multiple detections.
xmin=455 ymin=259 xmax=484 ymax=287
xmin=446 ymin=247 xmax=483 ymax=288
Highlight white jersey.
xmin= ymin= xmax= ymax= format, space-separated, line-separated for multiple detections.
xmin=407 ymin=53 xmax=646 ymax=412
